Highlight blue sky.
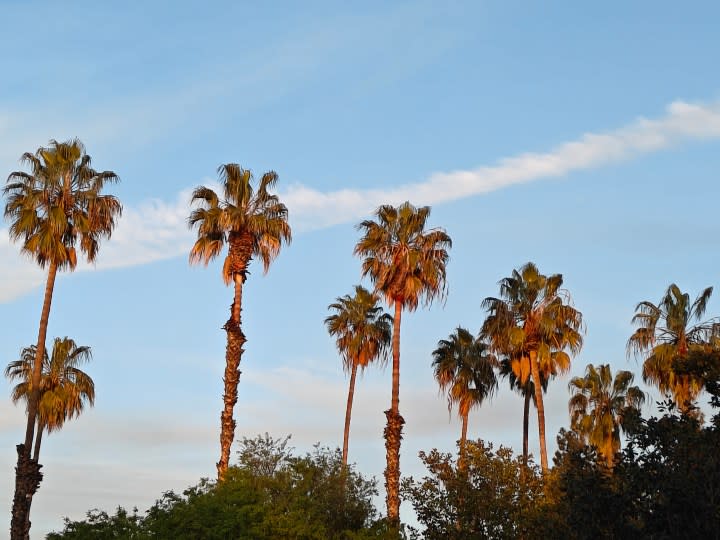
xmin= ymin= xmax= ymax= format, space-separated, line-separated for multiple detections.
xmin=2 ymin=1 xmax=720 ymax=535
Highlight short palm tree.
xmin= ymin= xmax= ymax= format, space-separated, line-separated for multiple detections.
xmin=432 ymin=327 xmax=497 ymax=464
xmin=325 ymin=285 xmax=392 ymax=467
xmin=354 ymin=201 xmax=451 ymax=525
xmin=188 ymin=163 xmax=291 ymax=480
xmin=568 ymin=364 xmax=645 ymax=468
xmin=4 ymin=139 xmax=120 ymax=540
xmin=481 ymin=262 xmax=583 ymax=472
xmin=628 ymin=284 xmax=716 ymax=414
xmin=5 ymin=337 xmax=95 ymax=462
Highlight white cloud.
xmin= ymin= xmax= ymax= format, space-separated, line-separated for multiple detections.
xmin=284 ymin=100 xmax=720 ymax=230
xmin=3 ymin=99 xmax=720 ymax=302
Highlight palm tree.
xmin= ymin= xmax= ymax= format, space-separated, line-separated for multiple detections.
xmin=568 ymin=364 xmax=645 ymax=468
xmin=354 ymin=201 xmax=451 ymax=525
xmin=628 ymin=284 xmax=716 ymax=415
xmin=5 ymin=337 xmax=95 ymax=462
xmin=481 ymin=262 xmax=583 ymax=472
xmin=188 ymin=163 xmax=291 ymax=480
xmin=4 ymin=139 xmax=120 ymax=540
xmin=325 ymin=285 xmax=392 ymax=467
xmin=432 ymin=327 xmax=497 ymax=465
xmin=497 ymin=355 xmax=550 ymax=470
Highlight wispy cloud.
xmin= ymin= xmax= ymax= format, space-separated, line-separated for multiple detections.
xmin=283 ymin=100 xmax=720 ymax=230
xmin=3 ymin=100 xmax=720 ymax=302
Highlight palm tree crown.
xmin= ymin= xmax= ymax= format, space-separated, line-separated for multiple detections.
xmin=4 ymin=138 xmax=122 ymax=269
xmin=432 ymin=327 xmax=497 ymax=456
xmin=627 ymin=284 xmax=716 ymax=413
xmin=325 ymin=285 xmax=393 ymax=374
xmin=188 ymin=163 xmax=291 ymax=280
xmin=481 ymin=262 xmax=583 ymax=472
xmin=568 ymin=363 xmax=645 ymax=468
xmin=5 ymin=337 xmax=95 ymax=460
xmin=354 ymin=202 xmax=451 ymax=310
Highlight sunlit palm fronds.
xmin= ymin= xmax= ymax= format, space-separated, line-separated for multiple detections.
xmin=568 ymin=363 xmax=645 ymax=468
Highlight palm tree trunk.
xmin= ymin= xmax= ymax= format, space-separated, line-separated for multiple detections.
xmin=24 ymin=422 xmax=46 ymax=533
xmin=529 ymin=350 xmax=549 ymax=472
xmin=11 ymin=261 xmax=57 ymax=540
xmin=217 ymin=270 xmax=247 ymax=480
xmin=342 ymin=363 xmax=358 ymax=467
xmin=519 ymin=389 xmax=531 ymax=486
xmin=459 ymin=412 xmax=469 ymax=470
xmin=384 ymin=300 xmax=404 ymax=528
xmin=24 ymin=261 xmax=57 ymax=453
xmin=32 ymin=422 xmax=44 ymax=463
xmin=522 ymin=389 xmax=530 ymax=468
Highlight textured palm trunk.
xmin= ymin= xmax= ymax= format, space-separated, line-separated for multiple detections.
xmin=11 ymin=261 xmax=57 ymax=540
xmin=384 ymin=300 xmax=404 ymax=528
xmin=342 ymin=363 xmax=358 ymax=467
xmin=217 ymin=233 xmax=252 ymax=481
xmin=10 ymin=445 xmax=42 ymax=540
xmin=529 ymin=350 xmax=548 ymax=472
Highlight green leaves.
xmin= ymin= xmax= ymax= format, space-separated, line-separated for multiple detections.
xmin=48 ymin=435 xmax=379 ymax=540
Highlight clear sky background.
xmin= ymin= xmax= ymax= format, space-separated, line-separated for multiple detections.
xmin=1 ymin=1 xmax=720 ymax=536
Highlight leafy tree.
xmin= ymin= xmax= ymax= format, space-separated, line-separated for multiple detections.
xmin=431 ymin=327 xmax=497 ymax=464
xmin=544 ymin=430 xmax=640 ymax=539
xmin=568 ymin=364 xmax=644 ymax=468
xmin=481 ymin=262 xmax=583 ymax=472
xmin=403 ymin=440 xmax=544 ymax=540
xmin=188 ymin=164 xmax=291 ymax=479
xmin=326 ymin=286 xmax=392 ymax=467
xmin=621 ymin=402 xmax=720 ymax=538
xmin=48 ymin=435 xmax=381 ymax=540
xmin=4 ymin=139 xmax=121 ymax=540
xmin=47 ymin=507 xmax=144 ymax=539
xmin=628 ymin=283 xmax=716 ymax=414
xmin=5 ymin=337 xmax=95 ymax=462
xmin=354 ymin=202 xmax=451 ymax=525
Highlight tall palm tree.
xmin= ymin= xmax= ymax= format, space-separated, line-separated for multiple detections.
xmin=325 ymin=285 xmax=392 ymax=467
xmin=188 ymin=163 xmax=291 ymax=480
xmin=432 ymin=327 xmax=497 ymax=465
xmin=4 ymin=139 xmax=120 ymax=540
xmin=568 ymin=364 xmax=645 ymax=468
xmin=354 ymin=201 xmax=451 ymax=525
xmin=628 ymin=284 xmax=715 ymax=415
xmin=481 ymin=262 xmax=583 ymax=472
xmin=5 ymin=337 xmax=95 ymax=462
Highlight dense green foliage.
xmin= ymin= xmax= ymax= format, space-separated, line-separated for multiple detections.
xmin=403 ymin=441 xmax=544 ymax=540
xmin=48 ymin=434 xmax=385 ymax=540
xmin=50 ymin=394 xmax=720 ymax=540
